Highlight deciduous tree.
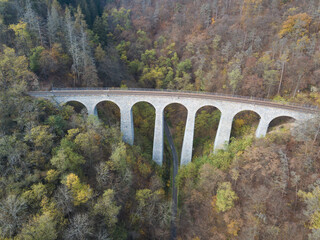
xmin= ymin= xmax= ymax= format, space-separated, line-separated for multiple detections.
xmin=65 ymin=173 xmax=93 ymax=206
xmin=214 ymin=182 xmax=238 ymax=212
xmin=93 ymin=189 xmax=121 ymax=228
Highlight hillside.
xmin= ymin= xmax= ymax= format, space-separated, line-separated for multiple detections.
xmin=1 ymin=0 xmax=320 ymax=239
xmin=2 ymin=0 xmax=320 ymax=102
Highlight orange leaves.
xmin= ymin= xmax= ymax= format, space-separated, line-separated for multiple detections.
xmin=227 ymin=220 xmax=240 ymax=236
xmin=279 ymin=13 xmax=312 ymax=39
xmin=211 ymin=17 xmax=215 ymax=25
xmin=211 ymin=195 xmax=218 ymax=213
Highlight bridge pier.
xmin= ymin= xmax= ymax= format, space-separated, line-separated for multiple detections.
xmin=152 ymin=107 xmax=164 ymax=165
xmin=181 ymin=109 xmax=196 ymax=165
xmin=120 ymin=106 xmax=134 ymax=145
xmin=28 ymin=90 xmax=316 ymax=166
xmin=214 ymin=110 xmax=235 ymax=151
xmin=87 ymin=104 xmax=98 ymax=116
xmin=255 ymin=116 xmax=271 ymax=138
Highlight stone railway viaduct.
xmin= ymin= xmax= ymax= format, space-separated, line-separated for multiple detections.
xmin=29 ymin=89 xmax=317 ymax=165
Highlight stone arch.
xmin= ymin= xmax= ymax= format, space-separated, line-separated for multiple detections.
xmin=95 ymin=100 xmax=121 ymax=127
xmin=64 ymin=100 xmax=88 ymax=114
xmin=193 ymin=105 xmax=222 ymax=158
xmin=232 ymin=109 xmax=262 ymax=120
xmin=163 ymin=102 xmax=188 ymax=113
xmin=131 ymin=101 xmax=156 ymax=157
xmin=231 ymin=110 xmax=261 ymax=139
xmin=131 ymin=100 xmax=156 ymax=112
xmin=267 ymin=115 xmax=296 ymax=133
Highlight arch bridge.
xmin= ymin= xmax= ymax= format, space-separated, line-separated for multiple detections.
xmin=28 ymin=89 xmax=317 ymax=165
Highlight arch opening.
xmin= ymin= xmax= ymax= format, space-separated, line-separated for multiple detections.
xmin=163 ymin=103 xmax=187 ymax=193
xmin=267 ymin=116 xmax=296 ymax=134
xmin=96 ymin=101 xmax=120 ymax=127
xmin=231 ymin=110 xmax=261 ymax=140
xmin=132 ymin=101 xmax=156 ymax=158
xmin=163 ymin=103 xmax=188 ymax=164
xmin=193 ymin=106 xmax=221 ymax=158
xmin=64 ymin=101 xmax=87 ymax=114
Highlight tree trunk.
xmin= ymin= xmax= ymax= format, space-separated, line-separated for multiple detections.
xmin=37 ymin=22 xmax=43 ymax=46
xmin=267 ymin=83 xmax=272 ymax=98
xmin=293 ymin=74 xmax=303 ymax=98
xmin=312 ymin=122 xmax=320 ymax=146
xmin=277 ymin=62 xmax=285 ymax=95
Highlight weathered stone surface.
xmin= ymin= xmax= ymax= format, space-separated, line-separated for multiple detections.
xmin=29 ymin=90 xmax=315 ymax=165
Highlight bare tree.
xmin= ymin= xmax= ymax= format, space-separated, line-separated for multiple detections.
xmin=63 ymin=213 xmax=93 ymax=240
xmin=65 ymin=7 xmax=82 ymax=86
xmin=276 ymin=51 xmax=289 ymax=95
xmin=292 ymin=114 xmax=320 ymax=155
xmin=47 ymin=1 xmax=62 ymax=47
xmin=54 ymin=185 xmax=74 ymax=216
xmin=65 ymin=7 xmax=99 ymax=87
xmin=0 ymin=195 xmax=26 ymax=238
xmin=23 ymin=0 xmax=45 ymax=46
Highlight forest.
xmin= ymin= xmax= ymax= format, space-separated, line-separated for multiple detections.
xmin=1 ymin=0 xmax=320 ymax=239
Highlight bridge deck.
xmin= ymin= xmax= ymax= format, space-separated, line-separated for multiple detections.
xmin=29 ymin=89 xmax=319 ymax=113
xmin=28 ymin=88 xmax=318 ymax=165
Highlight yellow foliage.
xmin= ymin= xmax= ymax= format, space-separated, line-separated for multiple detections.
xmin=66 ymin=173 xmax=78 ymax=187
xmin=25 ymin=125 xmax=53 ymax=150
xmin=298 ymin=187 xmax=320 ymax=229
xmin=258 ymin=52 xmax=273 ymax=69
xmin=296 ymin=35 xmax=310 ymax=51
xmin=279 ymin=13 xmax=312 ymax=39
xmin=40 ymin=197 xmax=66 ymax=226
xmin=211 ymin=17 xmax=215 ymax=25
xmin=288 ymin=7 xmax=299 ymax=15
xmin=155 ymin=188 xmax=165 ymax=196
xmin=298 ymin=188 xmax=318 ymax=201
xmin=22 ymin=183 xmax=47 ymax=205
xmin=234 ymin=119 xmax=245 ymax=129
xmin=227 ymin=220 xmax=240 ymax=236
xmin=9 ymin=21 xmax=27 ymax=36
xmin=66 ymin=173 xmax=93 ymax=205
xmin=66 ymin=128 xmax=80 ymax=140
xmin=215 ymin=182 xmax=238 ymax=212
xmin=310 ymin=211 xmax=320 ymax=229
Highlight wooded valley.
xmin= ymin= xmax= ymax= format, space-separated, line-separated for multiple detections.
xmin=1 ymin=0 xmax=320 ymax=239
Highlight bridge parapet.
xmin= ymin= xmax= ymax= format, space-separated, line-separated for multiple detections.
xmin=43 ymin=87 xmax=318 ymax=112
xmin=28 ymin=89 xmax=318 ymax=165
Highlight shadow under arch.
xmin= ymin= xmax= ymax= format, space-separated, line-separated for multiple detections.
xmin=163 ymin=103 xmax=188 ymax=163
xmin=95 ymin=100 xmax=120 ymax=127
xmin=193 ymin=105 xmax=221 ymax=158
xmin=267 ymin=116 xmax=296 ymax=134
xmin=131 ymin=101 xmax=156 ymax=158
xmin=64 ymin=101 xmax=88 ymax=114
xmin=231 ymin=110 xmax=261 ymax=140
